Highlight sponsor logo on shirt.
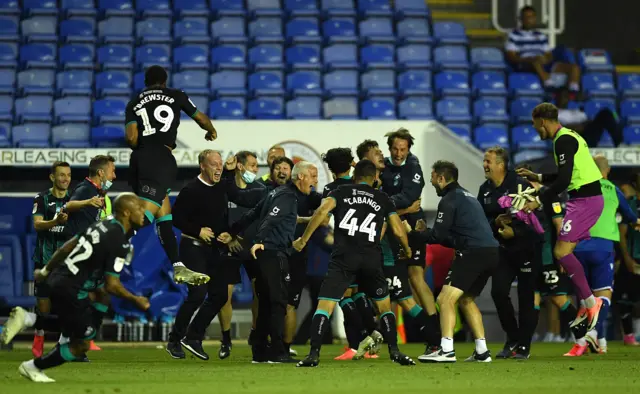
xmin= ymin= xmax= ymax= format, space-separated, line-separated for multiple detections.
xmin=552 ymin=202 xmax=562 ymax=214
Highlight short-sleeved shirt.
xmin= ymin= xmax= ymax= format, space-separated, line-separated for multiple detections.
xmin=125 ymin=87 xmax=198 ymax=150
xmin=505 ymin=29 xmax=550 ymax=58
xmin=32 ymin=189 xmax=71 ymax=266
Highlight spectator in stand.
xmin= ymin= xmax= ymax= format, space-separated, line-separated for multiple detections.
xmin=506 ymin=6 xmax=581 ymax=94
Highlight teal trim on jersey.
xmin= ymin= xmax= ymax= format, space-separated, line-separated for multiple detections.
xmin=327 ymin=195 xmax=336 ymax=202
xmin=105 ymin=272 xmax=120 ymax=278
xmin=560 ymin=300 xmax=571 ymax=311
xmin=534 ymin=305 xmax=540 ymax=311
xmin=97 ymin=282 xmax=104 ymax=289
xmin=190 ymin=109 xmax=199 ymax=118
xmin=111 ymin=218 xmax=125 ymax=233
xmin=84 ymin=329 xmax=97 ymax=340
xmin=314 ymin=309 xmax=331 ymax=318
xmin=552 ymin=214 xmax=563 ymax=219
xmin=156 ymin=214 xmax=173 ymax=223
xmin=352 ymin=292 xmax=366 ymax=301
xmin=125 ymin=121 xmax=137 ymax=127
xmin=339 ymin=176 xmax=352 ymax=180
xmin=318 ymin=297 xmax=340 ymax=302
xmin=388 ymin=211 xmax=397 ymax=217
xmin=409 ymin=304 xmax=423 ymax=318
xmin=397 ymin=295 xmax=413 ymax=302
xmin=144 ymin=209 xmax=155 ymax=224
xmin=381 ymin=239 xmax=395 ymax=267
xmin=358 ymin=182 xmax=368 ymax=185
xmin=372 ymin=295 xmax=389 ymax=302
xmin=60 ymin=344 xmax=76 ymax=361
xmin=379 ymin=310 xmax=394 ymax=318
xmin=77 ymin=290 xmax=89 ymax=300
xmin=92 ymin=302 xmax=109 ymax=313
xmin=140 ymin=197 xmax=162 ymax=208
xmin=166 ymin=188 xmax=172 ymax=195
xmin=348 ymin=283 xmax=358 ymax=288
xmin=339 ymin=298 xmax=354 ymax=307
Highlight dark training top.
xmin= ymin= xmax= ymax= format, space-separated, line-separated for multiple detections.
xmin=66 ymin=179 xmax=105 ymax=238
xmin=380 ymin=153 xmax=425 ymax=226
xmin=32 ymin=189 xmax=70 ymax=267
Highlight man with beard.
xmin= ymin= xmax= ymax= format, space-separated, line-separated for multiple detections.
xmin=266 ymin=156 xmax=294 ymax=190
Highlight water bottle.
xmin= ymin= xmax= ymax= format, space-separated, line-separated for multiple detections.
xmin=114 ymin=314 xmax=125 ymax=342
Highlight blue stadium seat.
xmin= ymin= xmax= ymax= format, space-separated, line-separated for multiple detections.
xmin=471 ymin=47 xmax=506 ymax=71
xmin=618 ymin=74 xmax=640 ymax=99
xmin=473 ymin=98 xmax=508 ymax=125
xmin=182 ymin=95 xmax=208 ymax=119
xmin=578 ymin=49 xmax=614 ymax=73
xmin=286 ymin=18 xmax=321 ymax=45
xmin=398 ymin=97 xmax=433 ymax=119
xmin=433 ymin=22 xmax=468 ymax=46
xmin=323 ymin=97 xmax=358 ymax=119
xmin=248 ymin=97 xmax=284 ymax=119
xmin=584 ymin=99 xmax=616 ymax=121
xmin=508 ymin=73 xmax=543 ymax=98
xmin=56 ymin=70 xmax=93 ymax=96
xmin=472 ymin=71 xmax=507 ymax=98
xmin=447 ymin=124 xmax=471 ymax=142
xmin=358 ymin=0 xmax=392 ymax=18
xmin=434 ymin=71 xmax=470 ymax=98
xmin=248 ymin=45 xmax=283 ymax=71
xmin=209 ymin=97 xmax=246 ymax=119
xmin=59 ymin=44 xmax=95 ymax=70
xmin=394 ymin=0 xmax=429 ymax=19
xmin=323 ymin=44 xmax=358 ymax=70
xmin=174 ymin=19 xmax=210 ymax=45
xmin=174 ymin=45 xmax=209 ymax=71
xmin=60 ymin=18 xmax=96 ymax=44
xmin=173 ymin=71 xmax=209 ymax=96
xmin=15 ymin=96 xmax=53 ymax=123
xmin=133 ymin=71 xmax=144 ymax=90
xmin=24 ymin=0 xmax=58 ymax=16
xmin=100 ymin=0 xmax=135 ymax=17
xmin=210 ymin=71 xmax=246 ymax=97
xmin=0 ymin=235 xmax=36 ymax=308
xmin=0 ymin=96 xmax=13 ymax=121
xmin=0 ymin=122 xmax=10 ymax=147
xmin=17 ymin=69 xmax=54 ymax=95
xmin=582 ymin=73 xmax=616 ymax=99
xmin=99 ymin=17 xmax=134 ymax=44
xmin=597 ymin=132 xmax=615 ymax=148
xmin=361 ymin=70 xmax=395 ymax=97
xmin=136 ymin=18 xmax=171 ymax=45
xmin=52 ymin=124 xmax=90 ymax=146
xmin=621 ymin=100 xmax=640 ymax=125
xmin=91 ymin=125 xmax=125 ymax=147
xmin=173 ymin=0 xmax=207 ymax=18
xmin=623 ymin=126 xmax=640 ymax=145
xmin=135 ymin=0 xmax=171 ymax=17
xmin=474 ymin=125 xmax=508 ymax=149
xmin=286 ymin=45 xmax=321 ymax=71
xmin=397 ymin=45 xmax=431 ymax=70
xmin=211 ymin=45 xmax=246 ymax=70
xmin=323 ymin=19 xmax=357 ymax=45
xmin=97 ymin=44 xmax=133 ymax=70
xmin=93 ymin=98 xmax=126 ymax=124
xmin=62 ymin=0 xmax=98 ymax=17
xmin=11 ymin=123 xmax=51 ymax=147
xmin=0 ymin=69 xmax=15 ymax=94
xmin=211 ymin=17 xmax=247 ymax=45
xmin=0 ymin=0 xmax=19 ymax=16
xmin=286 ymin=97 xmax=321 ymax=118
xmin=361 ymin=98 xmax=396 ymax=119
xmin=20 ymin=44 xmax=56 ymax=69
xmin=359 ymin=18 xmax=395 ymax=45
xmin=510 ymin=98 xmax=541 ymax=124
xmin=0 ymin=43 xmax=17 ymax=68
xmin=433 ymin=46 xmax=469 ymax=71
xmin=0 ymin=16 xmax=19 ymax=43
xmin=513 ymin=150 xmax=548 ymax=164
xmin=360 ymin=45 xmax=394 ymax=71
xmin=250 ymin=18 xmax=284 ymax=45
xmin=247 ymin=0 xmax=283 ymax=18
xmin=54 ymin=97 xmax=91 ymax=123
xmin=135 ymin=45 xmax=171 ymax=71
xmin=397 ymin=70 xmax=431 ymax=97
xmin=211 ymin=0 xmax=247 ymax=18
xmin=96 ymin=70 xmax=132 ymax=97
xmin=321 ymin=0 xmax=356 ymax=18
xmin=435 ymin=97 xmax=471 ymax=123
xmin=323 ymin=70 xmax=358 ymax=97
xmin=249 ymin=71 xmax=284 ymax=97
xmin=511 ymin=125 xmax=547 ymax=150
xmin=21 ymin=17 xmax=58 ymax=44
xmin=287 ymin=71 xmax=321 ymax=97
xmin=284 ymin=0 xmax=319 ymax=18
xmin=397 ymin=18 xmax=432 ymax=45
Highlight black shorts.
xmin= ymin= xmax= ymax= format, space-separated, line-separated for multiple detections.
xmin=49 ymin=282 xmax=95 ymax=341
xmin=445 ymin=247 xmax=499 ymax=297
xmin=383 ymin=264 xmax=411 ymax=302
xmin=614 ymin=264 xmax=640 ymax=304
xmin=129 ymin=147 xmax=177 ymax=207
xmin=287 ymin=250 xmax=308 ymax=308
xmin=318 ymin=250 xmax=388 ymax=302
xmin=34 ymin=282 xmax=50 ymax=299
xmin=538 ymin=264 xmax=573 ymax=296
xmin=406 ymin=238 xmax=425 ymax=267
xmin=226 ymin=253 xmax=258 ymax=284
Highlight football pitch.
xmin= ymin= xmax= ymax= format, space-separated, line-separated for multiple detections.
xmin=1 ymin=342 xmax=640 ymax=393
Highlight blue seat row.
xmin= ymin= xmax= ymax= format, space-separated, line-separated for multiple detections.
xmin=0 ymin=234 xmax=36 ymax=308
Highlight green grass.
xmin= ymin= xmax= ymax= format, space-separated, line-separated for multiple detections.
xmin=2 ymin=342 xmax=640 ymax=393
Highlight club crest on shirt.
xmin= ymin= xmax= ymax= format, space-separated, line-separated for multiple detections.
xmin=552 ymin=202 xmax=562 ymax=214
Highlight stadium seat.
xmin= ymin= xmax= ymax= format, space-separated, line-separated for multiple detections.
xmin=59 ymin=44 xmax=95 ymax=70
xmin=618 ymin=74 xmax=640 ymax=99
xmin=171 ymin=70 xmax=208 ymax=96
xmin=513 ymin=150 xmax=547 ymax=164
xmin=54 ymin=97 xmax=91 ymax=124
xmin=286 ymin=45 xmax=321 ymax=71
xmin=211 ymin=0 xmax=247 ymax=18
xmin=93 ymin=98 xmax=126 ymax=124
xmin=286 ymin=97 xmax=322 ymax=118
xmin=20 ymin=44 xmax=56 ymax=69
xmin=211 ymin=45 xmax=246 ymax=70
xmin=323 ymin=19 xmax=357 ymax=45
xmin=361 ymin=98 xmax=396 ymax=119
xmin=210 ymin=71 xmax=247 ymax=97
xmin=474 ymin=98 xmax=508 ymax=125
xmin=182 ymin=95 xmax=208 ymax=119
xmin=434 ymin=71 xmax=470 ymax=98
xmin=0 ymin=96 xmax=13 ymax=121
xmin=284 ymin=0 xmax=319 ymax=18
xmin=323 ymin=97 xmax=358 ymax=119
xmin=52 ymin=124 xmax=91 ymax=146
xmin=135 ymin=45 xmax=171 ymax=71
xmin=0 ymin=0 xmax=19 ymax=16
xmin=24 ymin=0 xmax=58 ymax=16
xmin=621 ymin=100 xmax=640 ymax=125
xmin=511 ymin=125 xmax=547 ymax=150
xmin=211 ymin=18 xmax=247 ymax=45
xmin=398 ymin=97 xmax=433 ymax=119
xmin=62 ymin=0 xmax=98 ymax=17
xmin=249 ymin=18 xmax=284 ymax=45
xmin=249 ymin=71 xmax=284 ymax=97
xmin=99 ymin=17 xmax=134 ymax=44
xmin=97 ymin=44 xmax=133 ymax=70
xmin=510 ymin=98 xmax=542 ymax=124
xmin=11 ymin=123 xmax=51 ymax=147
xmin=247 ymin=0 xmax=283 ymax=18
xmin=248 ymin=98 xmax=284 ymax=119
xmin=321 ymin=0 xmax=356 ymax=18
xmin=248 ymin=45 xmax=283 ymax=71
xmin=0 ymin=16 xmax=19 ymax=43
xmin=92 ymin=125 xmax=126 ymax=147
xmin=60 ymin=18 xmax=97 ymax=44
xmin=358 ymin=0 xmax=392 ymax=18
xmin=56 ymin=70 xmax=93 ymax=96
xmin=287 ymin=71 xmax=322 ymax=97
xmin=397 ymin=70 xmax=432 ymax=97
xmin=433 ymin=22 xmax=468 ymax=46
xmin=100 ymin=0 xmax=135 ymax=17
xmin=471 ymin=47 xmax=506 ymax=71
xmin=17 ymin=69 xmax=54 ymax=95
xmin=323 ymin=44 xmax=358 ymax=70
xmin=359 ymin=18 xmax=395 ymax=45
xmin=133 ymin=71 xmax=145 ymax=90
xmin=96 ymin=70 xmax=132 ymax=97
xmin=21 ymin=17 xmax=58 ymax=43
xmin=361 ymin=70 xmax=395 ymax=97
xmin=584 ymin=99 xmax=616 ymax=121
xmin=472 ymin=71 xmax=507 ymax=98
xmin=435 ymin=97 xmax=471 ymax=123
xmin=447 ymin=124 xmax=471 ymax=142
xmin=597 ymin=132 xmax=615 ymax=148
xmin=397 ymin=18 xmax=433 ymax=45
xmin=623 ymin=126 xmax=640 ymax=145
xmin=0 ymin=122 xmax=10 ymax=147
xmin=173 ymin=45 xmax=209 ymax=71
xmin=474 ymin=125 xmax=508 ymax=149
xmin=135 ymin=0 xmax=171 ymax=17
xmin=360 ymin=45 xmax=394 ymax=71
xmin=578 ymin=49 xmax=614 ymax=73
xmin=0 ymin=235 xmax=36 ymax=308
xmin=15 ymin=96 xmax=53 ymax=123
xmin=434 ymin=46 xmax=469 ymax=71
xmin=0 ymin=69 xmax=14 ymax=94
xmin=582 ymin=73 xmax=616 ymax=99
xmin=508 ymin=73 xmax=543 ymax=98
xmin=0 ymin=43 xmax=17 ymax=68
xmin=209 ymin=98 xmax=246 ymax=119
xmin=173 ymin=0 xmax=207 ymax=18
xmin=286 ymin=18 xmax=322 ymax=45
xmin=136 ymin=18 xmax=171 ymax=45
xmin=174 ymin=19 xmax=210 ymax=45
xmin=397 ymin=45 xmax=432 ymax=70
xmin=323 ymin=70 xmax=358 ymax=97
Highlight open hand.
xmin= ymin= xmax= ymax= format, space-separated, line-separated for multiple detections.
xmin=250 ymin=244 xmax=264 ymax=259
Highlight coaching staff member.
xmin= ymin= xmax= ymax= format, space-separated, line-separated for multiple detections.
xmin=229 ymin=161 xmax=318 ymax=363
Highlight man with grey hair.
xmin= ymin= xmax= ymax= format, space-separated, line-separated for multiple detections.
xmin=228 ymin=161 xmax=317 ymax=363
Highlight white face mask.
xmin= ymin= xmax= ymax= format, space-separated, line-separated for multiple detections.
xmin=242 ymin=170 xmax=256 ymax=184
xmin=103 ymin=179 xmax=113 ymax=190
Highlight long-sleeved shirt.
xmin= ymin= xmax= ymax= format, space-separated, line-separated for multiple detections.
xmin=380 ymin=153 xmax=425 ymax=225
xmin=66 ymin=178 xmax=105 ymax=237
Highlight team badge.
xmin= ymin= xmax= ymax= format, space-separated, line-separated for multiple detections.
xmin=552 ymin=202 xmax=562 ymax=214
